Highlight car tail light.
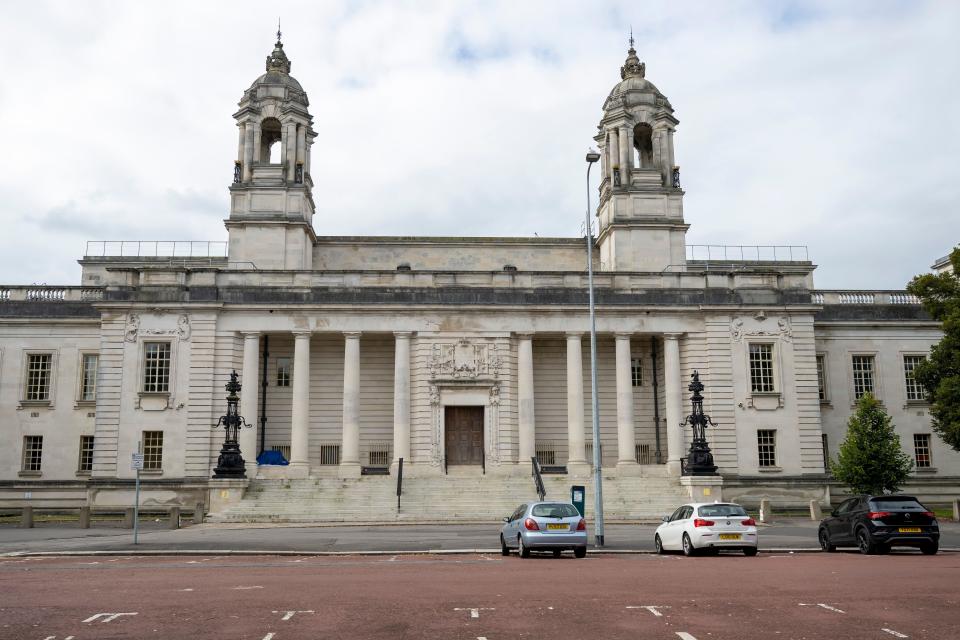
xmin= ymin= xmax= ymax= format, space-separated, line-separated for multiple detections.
xmin=524 ymin=518 xmax=540 ymax=531
xmin=576 ymin=519 xmax=586 ymax=531
xmin=693 ymin=518 xmax=715 ymax=527
xmin=868 ymin=511 xmax=892 ymax=520
xmin=741 ymin=518 xmax=756 ymax=526
xmin=922 ymin=511 xmax=935 ymax=518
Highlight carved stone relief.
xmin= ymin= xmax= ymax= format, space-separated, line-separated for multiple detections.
xmin=730 ymin=315 xmax=792 ymax=343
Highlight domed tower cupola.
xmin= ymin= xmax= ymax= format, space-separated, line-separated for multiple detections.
xmin=593 ymin=37 xmax=688 ymax=273
xmin=227 ymin=29 xmax=318 ymax=270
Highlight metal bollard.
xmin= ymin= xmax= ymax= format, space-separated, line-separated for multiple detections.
xmin=123 ymin=507 xmax=135 ymax=529
xmin=759 ymin=499 xmax=772 ymax=523
xmin=79 ymin=506 xmax=91 ymax=529
xmin=169 ymin=507 xmax=181 ymax=530
xmin=809 ymin=500 xmax=822 ymax=521
xmin=21 ymin=506 xmax=34 ymax=529
xmin=193 ymin=502 xmax=205 ymax=525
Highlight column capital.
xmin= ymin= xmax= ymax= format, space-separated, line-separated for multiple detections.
xmin=393 ymin=331 xmax=414 ymax=339
xmin=343 ymin=331 xmax=362 ymax=339
xmin=514 ymin=331 xmax=535 ymax=340
xmin=663 ymin=332 xmax=684 ymax=341
xmin=240 ymin=331 xmax=261 ymax=339
xmin=614 ymin=332 xmax=633 ymax=340
xmin=292 ymin=330 xmax=312 ymax=338
xmin=565 ymin=331 xmax=584 ymax=339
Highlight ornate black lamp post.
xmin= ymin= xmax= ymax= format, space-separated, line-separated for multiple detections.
xmin=213 ymin=370 xmax=250 ymax=479
xmin=682 ymin=370 xmax=718 ymax=476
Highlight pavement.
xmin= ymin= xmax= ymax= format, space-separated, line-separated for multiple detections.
xmin=1 ymin=518 xmax=959 ymax=555
xmin=2 ymin=552 xmax=958 ymax=639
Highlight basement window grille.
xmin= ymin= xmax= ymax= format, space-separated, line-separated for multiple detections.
xmin=320 ymin=444 xmax=341 ymax=466
xmin=635 ymin=443 xmax=653 ymax=465
xmin=271 ymin=445 xmax=291 ymax=461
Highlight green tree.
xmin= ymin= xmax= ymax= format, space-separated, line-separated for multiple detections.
xmin=831 ymin=393 xmax=913 ymax=495
xmin=907 ymin=246 xmax=960 ymax=450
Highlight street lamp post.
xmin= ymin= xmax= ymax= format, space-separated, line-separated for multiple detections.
xmin=213 ymin=370 xmax=251 ymax=479
xmin=585 ymin=148 xmax=604 ymax=547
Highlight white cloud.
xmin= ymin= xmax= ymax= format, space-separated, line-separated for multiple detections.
xmin=0 ymin=0 xmax=956 ymax=287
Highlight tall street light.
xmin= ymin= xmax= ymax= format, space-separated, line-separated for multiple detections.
xmin=585 ymin=148 xmax=604 ymax=547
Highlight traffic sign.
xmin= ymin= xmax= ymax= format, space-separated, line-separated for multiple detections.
xmin=131 ymin=453 xmax=144 ymax=470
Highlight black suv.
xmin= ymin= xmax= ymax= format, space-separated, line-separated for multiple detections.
xmin=818 ymin=495 xmax=939 ymax=555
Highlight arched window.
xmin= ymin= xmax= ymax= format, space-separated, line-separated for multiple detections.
xmin=633 ymin=123 xmax=654 ymax=169
xmin=260 ymin=118 xmax=282 ymax=164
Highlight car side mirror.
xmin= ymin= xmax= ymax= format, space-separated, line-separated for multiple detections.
xmin=661 ymin=516 xmax=670 ymax=523
xmin=830 ymin=510 xmax=838 ymax=517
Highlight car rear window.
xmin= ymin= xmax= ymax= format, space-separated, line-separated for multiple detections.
xmin=870 ymin=498 xmax=926 ymax=511
xmin=531 ymin=503 xmax=580 ymax=518
xmin=698 ymin=504 xmax=748 ymax=517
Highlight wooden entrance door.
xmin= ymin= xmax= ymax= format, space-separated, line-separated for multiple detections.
xmin=444 ymin=406 xmax=484 ymax=466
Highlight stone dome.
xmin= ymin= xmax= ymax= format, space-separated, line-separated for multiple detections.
xmin=602 ymin=46 xmax=671 ymax=115
xmin=240 ymin=37 xmax=309 ymax=107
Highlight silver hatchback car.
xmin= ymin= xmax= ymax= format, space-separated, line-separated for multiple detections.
xmin=500 ymin=501 xmax=588 ymax=558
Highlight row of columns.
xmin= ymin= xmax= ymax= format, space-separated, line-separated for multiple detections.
xmin=236 ymin=119 xmax=311 ymax=184
xmin=603 ymin=124 xmax=676 ymax=189
xmin=237 ymin=331 xmax=686 ymax=477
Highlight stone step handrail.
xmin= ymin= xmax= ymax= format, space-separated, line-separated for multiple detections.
xmin=812 ymin=290 xmax=921 ymax=305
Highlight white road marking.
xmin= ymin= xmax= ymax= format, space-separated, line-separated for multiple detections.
xmin=676 ymin=633 xmax=699 ymax=640
xmin=233 ymin=585 xmax=264 ymax=590
xmin=882 ymin=629 xmax=908 ymax=638
xmin=262 ymin=634 xmax=275 ymax=640
xmin=454 ymin=607 xmax=494 ymax=619
xmin=799 ymin=603 xmax=845 ymax=614
xmin=83 ymin=612 xmax=138 ymax=623
xmin=626 ymin=605 xmax=671 ymax=617
xmin=180 ymin=588 xmax=194 ymax=592
xmin=42 ymin=636 xmax=74 ymax=640
xmin=272 ymin=610 xmax=315 ymax=621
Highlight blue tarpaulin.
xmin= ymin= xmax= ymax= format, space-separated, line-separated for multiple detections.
xmin=257 ymin=450 xmax=289 ymax=465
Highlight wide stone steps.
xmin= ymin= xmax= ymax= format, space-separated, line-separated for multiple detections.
xmin=210 ymin=474 xmax=689 ymax=523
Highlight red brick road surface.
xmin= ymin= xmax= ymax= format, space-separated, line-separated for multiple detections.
xmin=1 ymin=551 xmax=958 ymax=639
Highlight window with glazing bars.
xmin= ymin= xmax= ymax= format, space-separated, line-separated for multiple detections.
xmin=903 ymin=355 xmax=926 ymax=402
xmin=142 ymin=431 xmax=163 ymax=470
xmin=749 ymin=344 xmax=775 ymax=393
xmin=22 ymin=435 xmax=43 ymax=472
xmin=852 ymin=355 xmax=875 ymax=399
xmin=276 ymin=357 xmax=291 ymax=387
xmin=143 ymin=343 xmax=171 ymax=393
xmin=80 ymin=354 xmax=98 ymax=401
xmin=816 ymin=354 xmax=827 ymax=401
xmin=631 ymin=357 xmax=643 ymax=386
xmin=25 ymin=353 xmax=52 ymax=401
xmin=757 ymin=430 xmax=776 ymax=467
xmin=78 ymin=435 xmax=94 ymax=473
xmin=913 ymin=433 xmax=931 ymax=468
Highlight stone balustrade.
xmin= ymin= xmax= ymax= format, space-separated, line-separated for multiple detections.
xmin=0 ymin=286 xmax=104 ymax=302
xmin=812 ymin=291 xmax=920 ymax=305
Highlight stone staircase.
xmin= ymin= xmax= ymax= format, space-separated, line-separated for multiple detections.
xmin=209 ymin=471 xmax=689 ymax=524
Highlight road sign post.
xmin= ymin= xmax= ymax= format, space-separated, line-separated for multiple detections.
xmin=131 ymin=447 xmax=144 ymax=545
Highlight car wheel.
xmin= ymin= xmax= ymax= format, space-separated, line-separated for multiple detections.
xmin=574 ymin=546 xmax=587 ymax=558
xmin=743 ymin=546 xmax=758 ymax=557
xmin=818 ymin=528 xmax=836 ymax=553
xmin=921 ymin=542 xmax=939 ymax=555
xmin=552 ymin=550 xmax=562 ymax=558
xmin=500 ymin=535 xmax=510 ymax=556
xmin=856 ymin=528 xmax=878 ymax=555
xmin=518 ymin=535 xmax=530 ymax=558
xmin=682 ymin=533 xmax=696 ymax=557
xmin=655 ymin=534 xmax=665 ymax=555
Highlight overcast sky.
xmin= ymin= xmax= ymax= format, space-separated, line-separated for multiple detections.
xmin=0 ymin=1 xmax=957 ymax=288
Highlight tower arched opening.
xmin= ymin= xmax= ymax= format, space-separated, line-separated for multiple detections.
xmin=260 ymin=117 xmax=283 ymax=164
xmin=634 ymin=123 xmax=654 ymax=169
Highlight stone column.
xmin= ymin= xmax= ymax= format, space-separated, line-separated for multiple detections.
xmin=615 ymin=333 xmax=639 ymax=473
xmin=236 ymin=123 xmax=246 ymax=165
xmin=619 ymin=126 xmax=631 ymax=185
xmin=296 ymin=124 xmax=306 ymax=166
xmin=239 ymin=332 xmax=261 ymax=477
xmin=289 ymin=331 xmax=311 ymax=478
xmin=252 ymin=123 xmax=262 ymax=163
xmin=608 ymin=128 xmax=620 ymax=184
xmin=391 ymin=332 xmax=412 ymax=474
xmin=517 ymin=333 xmax=536 ymax=464
xmin=667 ymin=129 xmax=676 ymax=183
xmin=339 ymin=332 xmax=362 ymax=478
xmin=286 ymin=123 xmax=298 ymax=182
xmin=242 ymin=123 xmax=254 ymax=182
xmin=664 ymin=333 xmax=684 ymax=476
xmin=566 ymin=333 xmax=589 ymax=476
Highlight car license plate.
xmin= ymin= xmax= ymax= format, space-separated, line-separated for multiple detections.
xmin=898 ymin=527 xmax=921 ymax=533
xmin=547 ymin=524 xmax=567 ymax=530
xmin=719 ymin=534 xmax=741 ymax=541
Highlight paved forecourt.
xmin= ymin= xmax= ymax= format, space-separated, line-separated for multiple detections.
xmin=2 ymin=552 xmax=957 ymax=639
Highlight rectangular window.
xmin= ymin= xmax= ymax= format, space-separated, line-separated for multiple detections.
xmin=80 ymin=354 xmax=98 ymax=401
xmin=913 ymin=433 xmax=932 ymax=469
xmin=25 ymin=353 xmax=53 ymax=401
xmin=821 ymin=434 xmax=829 ymax=470
xmin=143 ymin=343 xmax=171 ymax=393
xmin=749 ymin=344 xmax=775 ymax=393
xmin=320 ymin=444 xmax=341 ymax=465
xmin=635 ymin=443 xmax=653 ymax=465
xmin=852 ymin=355 xmax=875 ymax=399
xmin=816 ymin=354 xmax=827 ymax=401
xmin=631 ymin=357 xmax=643 ymax=386
xmin=757 ymin=430 xmax=776 ymax=467
xmin=78 ymin=435 xmax=94 ymax=473
xmin=276 ymin=357 xmax=291 ymax=387
xmin=142 ymin=431 xmax=163 ymax=470
xmin=903 ymin=355 xmax=926 ymax=402
xmin=22 ymin=435 xmax=43 ymax=472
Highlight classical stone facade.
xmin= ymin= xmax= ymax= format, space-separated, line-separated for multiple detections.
xmin=1 ymin=37 xmax=955 ymax=519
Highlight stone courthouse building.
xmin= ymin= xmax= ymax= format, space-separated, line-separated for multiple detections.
xmin=0 ymin=37 xmax=955 ymax=521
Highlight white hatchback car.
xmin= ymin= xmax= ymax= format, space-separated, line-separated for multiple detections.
xmin=655 ymin=502 xmax=758 ymax=556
